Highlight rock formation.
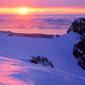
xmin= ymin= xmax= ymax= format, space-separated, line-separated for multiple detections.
xmin=68 ymin=18 xmax=85 ymax=70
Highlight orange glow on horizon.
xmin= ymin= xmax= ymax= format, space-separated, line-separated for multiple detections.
xmin=0 ymin=7 xmax=33 ymax=15
xmin=16 ymin=8 xmax=30 ymax=15
xmin=0 ymin=7 xmax=85 ymax=14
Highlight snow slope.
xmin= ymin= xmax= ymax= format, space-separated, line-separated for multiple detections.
xmin=0 ymin=32 xmax=85 ymax=85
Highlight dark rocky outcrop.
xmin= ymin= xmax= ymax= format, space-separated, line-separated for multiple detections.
xmin=78 ymin=56 xmax=85 ymax=70
xmin=30 ymin=56 xmax=54 ymax=68
xmin=68 ymin=18 xmax=85 ymax=70
xmin=73 ymin=40 xmax=85 ymax=69
xmin=67 ymin=18 xmax=85 ymax=35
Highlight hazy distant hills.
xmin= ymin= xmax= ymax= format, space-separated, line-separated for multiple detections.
xmin=0 ymin=31 xmax=60 ymax=39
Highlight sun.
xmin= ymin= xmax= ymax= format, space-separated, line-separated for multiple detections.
xmin=18 ymin=7 xmax=30 ymax=15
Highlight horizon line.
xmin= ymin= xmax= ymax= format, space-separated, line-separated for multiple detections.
xmin=0 ymin=7 xmax=85 ymax=14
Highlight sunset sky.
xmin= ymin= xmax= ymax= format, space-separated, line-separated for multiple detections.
xmin=0 ymin=0 xmax=85 ymax=8
xmin=0 ymin=0 xmax=85 ymax=14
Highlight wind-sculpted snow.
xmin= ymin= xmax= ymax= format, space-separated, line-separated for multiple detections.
xmin=0 ymin=56 xmax=33 ymax=85
xmin=0 ymin=56 xmax=85 ymax=85
xmin=0 ymin=30 xmax=85 ymax=84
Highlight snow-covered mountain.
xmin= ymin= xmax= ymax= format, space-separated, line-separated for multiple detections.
xmin=0 ymin=18 xmax=85 ymax=85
